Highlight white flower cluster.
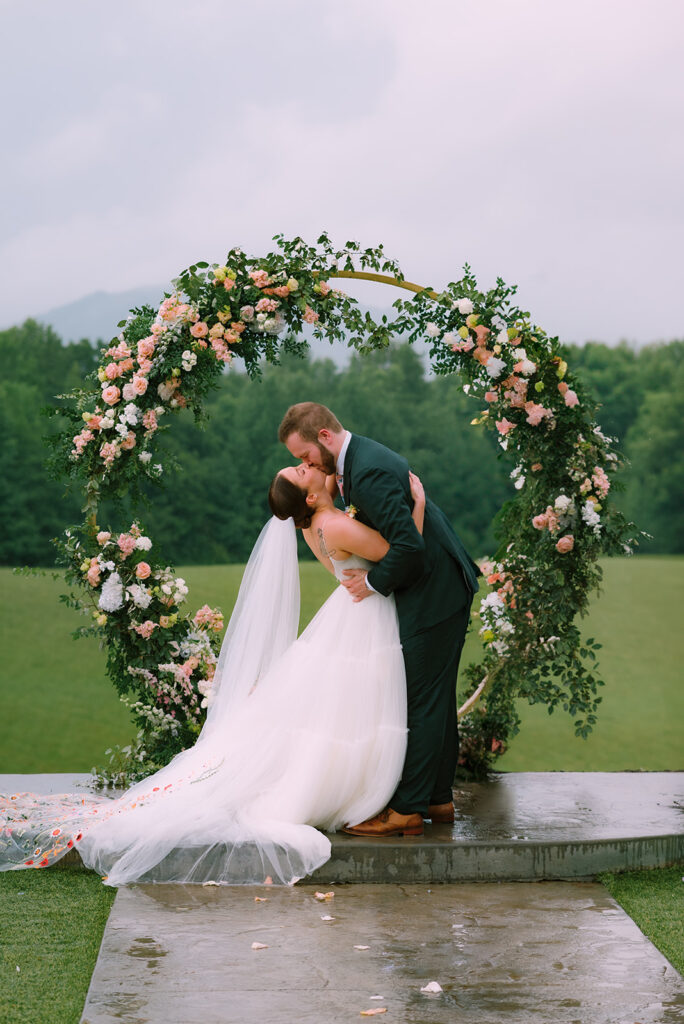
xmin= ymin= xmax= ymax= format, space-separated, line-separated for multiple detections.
xmin=157 ymin=569 xmax=189 ymax=605
xmin=510 ymin=466 xmax=526 ymax=491
xmin=98 ymin=572 xmax=124 ymax=612
xmin=452 ymin=297 xmax=474 ymax=315
xmin=554 ymin=494 xmax=573 ymax=513
xmin=170 ymin=630 xmax=214 ymax=661
xmin=127 ymin=583 xmax=152 ymax=610
xmin=138 ymin=451 xmax=152 ymax=464
xmin=425 ymin=322 xmax=440 ymax=338
xmin=121 ymin=403 xmax=140 ymax=426
xmin=135 ymin=536 xmax=152 ymax=551
xmin=486 ymin=356 xmax=506 ymax=379
xmin=581 ymin=499 xmax=602 ymax=536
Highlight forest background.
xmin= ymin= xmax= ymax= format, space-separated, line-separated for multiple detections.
xmin=1 ymin=319 xmax=682 ymax=568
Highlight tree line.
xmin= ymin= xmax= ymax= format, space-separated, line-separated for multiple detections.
xmin=1 ymin=319 xmax=681 ymax=566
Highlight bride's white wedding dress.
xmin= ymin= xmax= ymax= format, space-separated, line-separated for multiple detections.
xmin=0 ymin=518 xmax=407 ymax=885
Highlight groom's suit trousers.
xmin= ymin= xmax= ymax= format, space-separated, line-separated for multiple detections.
xmin=390 ymin=601 xmax=471 ymax=816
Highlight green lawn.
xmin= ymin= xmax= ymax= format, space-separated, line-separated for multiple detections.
xmin=0 ymin=556 xmax=682 ymax=773
xmin=0 ymin=864 xmax=116 ymax=1024
xmin=600 ymin=864 xmax=684 ymax=976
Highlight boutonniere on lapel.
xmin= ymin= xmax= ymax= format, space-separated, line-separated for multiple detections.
xmin=344 ymin=504 xmax=358 ymax=519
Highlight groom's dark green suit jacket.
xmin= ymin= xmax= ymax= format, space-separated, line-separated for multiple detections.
xmin=344 ymin=434 xmax=480 ymax=640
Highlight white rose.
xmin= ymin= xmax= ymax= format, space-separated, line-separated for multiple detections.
xmin=425 ymin=322 xmax=440 ymax=338
xmin=554 ymin=495 xmax=572 ymax=512
xmin=453 ymin=298 xmax=474 ymax=315
xmin=138 ymin=451 xmax=152 ymax=464
xmin=122 ymin=382 xmax=136 ymax=402
xmin=486 ymin=357 xmax=506 ymax=379
xmin=135 ymin=536 xmax=152 ymax=551
xmin=497 ymin=329 xmax=509 ymax=346
xmin=443 ymin=332 xmax=455 ymax=346
xmin=518 ymin=359 xmax=536 ymax=376
xmin=182 ymin=350 xmax=191 ymax=360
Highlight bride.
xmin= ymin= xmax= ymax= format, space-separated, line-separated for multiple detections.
xmin=0 ymin=467 xmax=425 ymax=886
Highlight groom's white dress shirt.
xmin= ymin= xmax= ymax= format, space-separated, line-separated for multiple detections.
xmin=336 ymin=431 xmax=377 ymax=593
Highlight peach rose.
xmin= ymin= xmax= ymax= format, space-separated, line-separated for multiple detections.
xmin=557 ymin=381 xmax=569 ymax=396
xmin=102 ymin=385 xmax=120 ymax=406
xmin=132 ymin=375 xmax=148 ymax=395
xmin=556 ymin=535 xmax=574 ymax=554
xmin=135 ymin=561 xmax=151 ymax=579
xmin=484 ymin=390 xmax=498 ymax=403
xmin=190 ymin=321 xmax=209 ymax=339
xmin=118 ymin=358 xmax=135 ymax=374
xmin=86 ymin=565 xmax=101 ymax=587
xmin=303 ymin=306 xmax=319 ymax=324
xmin=121 ymin=431 xmax=136 ymax=450
xmin=104 ymin=362 xmax=119 ymax=380
xmin=96 ymin=531 xmax=111 ymax=545
xmin=137 ymin=337 xmax=155 ymax=359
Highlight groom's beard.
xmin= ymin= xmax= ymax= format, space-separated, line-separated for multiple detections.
xmin=313 ymin=444 xmax=336 ymax=475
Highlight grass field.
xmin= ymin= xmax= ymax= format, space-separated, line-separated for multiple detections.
xmin=0 ymin=556 xmax=682 ymax=773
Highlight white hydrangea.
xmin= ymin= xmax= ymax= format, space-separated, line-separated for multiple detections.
xmin=425 ymin=322 xmax=440 ymax=338
xmin=452 ymin=298 xmax=474 ymax=315
xmin=486 ymin=356 xmax=506 ymax=379
xmin=513 ymin=347 xmax=527 ymax=360
xmin=517 ymin=358 xmax=537 ymax=376
xmin=98 ymin=572 xmax=124 ymax=612
xmin=554 ymin=495 xmax=573 ymax=513
xmin=127 ymin=583 xmax=152 ymax=609
xmin=100 ymin=415 xmax=115 ymax=430
xmin=122 ymin=403 xmax=140 ymax=426
xmin=443 ymin=332 xmax=456 ymax=346
xmin=496 ymin=328 xmax=509 ymax=346
xmin=135 ymin=536 xmax=152 ymax=551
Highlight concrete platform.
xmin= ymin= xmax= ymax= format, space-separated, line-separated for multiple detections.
xmin=80 ymin=881 xmax=684 ymax=1023
xmin=3 ymin=771 xmax=682 ymax=883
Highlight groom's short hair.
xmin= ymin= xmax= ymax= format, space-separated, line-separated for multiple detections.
xmin=278 ymin=403 xmax=343 ymax=443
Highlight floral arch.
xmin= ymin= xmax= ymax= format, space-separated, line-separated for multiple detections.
xmin=52 ymin=233 xmax=633 ymax=784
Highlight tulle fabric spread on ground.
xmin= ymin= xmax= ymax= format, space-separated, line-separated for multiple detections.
xmin=0 ymin=520 xmax=407 ymax=885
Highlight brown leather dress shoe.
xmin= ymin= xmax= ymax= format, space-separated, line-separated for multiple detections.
xmin=425 ymin=802 xmax=455 ymax=824
xmin=342 ymin=807 xmax=424 ymax=837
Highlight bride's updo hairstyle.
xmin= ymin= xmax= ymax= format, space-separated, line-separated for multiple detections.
xmin=268 ymin=472 xmax=313 ymax=529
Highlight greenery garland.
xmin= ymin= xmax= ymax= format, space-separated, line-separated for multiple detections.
xmin=49 ymin=233 xmax=637 ymax=784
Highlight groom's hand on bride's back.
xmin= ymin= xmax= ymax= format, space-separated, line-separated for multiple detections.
xmin=341 ymin=568 xmax=372 ymax=602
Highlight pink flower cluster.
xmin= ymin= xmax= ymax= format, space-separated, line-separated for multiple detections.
xmin=134 ymin=620 xmax=157 ymax=639
xmin=86 ymin=557 xmax=101 ymax=587
xmin=193 ymin=604 xmax=224 ymax=631
xmin=72 ymin=428 xmax=94 ymax=457
xmin=558 ymin=381 xmax=579 ymax=407
xmin=592 ymin=466 xmax=610 ymax=498
xmin=524 ymin=402 xmax=552 ymax=427
xmin=117 ymin=533 xmax=137 ymax=557
xmin=532 ymin=506 xmax=560 ymax=533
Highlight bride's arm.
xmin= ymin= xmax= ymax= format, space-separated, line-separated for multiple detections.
xmin=326 ymin=473 xmax=426 ymax=562
xmin=409 ymin=471 xmax=425 ymax=535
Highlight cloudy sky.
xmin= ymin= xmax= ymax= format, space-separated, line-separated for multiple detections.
xmin=2 ymin=0 xmax=682 ymax=344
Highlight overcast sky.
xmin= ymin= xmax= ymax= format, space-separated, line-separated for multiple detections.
xmin=1 ymin=0 xmax=682 ymax=344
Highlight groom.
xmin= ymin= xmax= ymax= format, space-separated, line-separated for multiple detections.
xmin=278 ymin=402 xmax=480 ymax=837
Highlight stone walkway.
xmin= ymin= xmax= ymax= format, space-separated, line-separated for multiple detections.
xmin=81 ymin=882 xmax=684 ymax=1024
xmin=5 ymin=772 xmax=683 ymax=882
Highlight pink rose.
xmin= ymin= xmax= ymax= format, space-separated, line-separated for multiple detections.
xmin=104 ymin=362 xmax=119 ymax=380
xmin=85 ymin=413 xmax=102 ymax=430
xmin=255 ymin=297 xmax=278 ymax=313
xmin=556 ymin=535 xmax=574 ymax=554
xmin=303 ymin=306 xmax=319 ymax=324
xmin=86 ymin=565 xmax=101 ymax=587
xmin=564 ymin=388 xmax=579 ymax=407
xmin=249 ymin=269 xmax=270 ymax=288
xmin=451 ymin=338 xmax=474 ymax=353
xmin=102 ymin=385 xmax=120 ymax=406
xmin=135 ymin=561 xmax=151 ymax=580
xmin=532 ymin=512 xmax=549 ymax=530
xmin=99 ymin=441 xmax=118 ymax=466
xmin=223 ymin=278 xmax=235 ymax=291
xmin=117 ymin=533 xmax=136 ymax=557
xmin=132 ymin=375 xmax=148 ymax=395
xmin=557 ymin=381 xmax=569 ymax=396
xmin=319 ymin=280 xmax=331 ymax=296
xmin=531 ymin=462 xmax=543 ymax=472
xmin=524 ymin=402 xmax=550 ymax=426
xmin=273 ymin=285 xmax=290 ymax=298
xmin=209 ymin=323 xmax=224 ymax=339
xmin=96 ymin=531 xmax=111 ymax=545
xmin=484 ymin=390 xmax=498 ymax=403
xmin=122 ymin=382 xmax=137 ymax=402
xmin=496 ymin=418 xmax=516 ymax=436
xmin=137 ymin=337 xmax=155 ymax=359
xmin=190 ymin=321 xmax=209 ymax=339
xmin=137 ymin=358 xmax=153 ymax=374
xmin=240 ymin=305 xmax=255 ymax=322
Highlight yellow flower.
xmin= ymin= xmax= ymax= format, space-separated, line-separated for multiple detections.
xmin=287 ymin=277 xmax=299 ymax=292
xmin=80 ymin=559 xmax=91 ymax=573
xmin=534 ymin=381 xmax=545 ymax=393
xmin=507 ymin=327 xmax=518 ymax=341
xmin=96 ymin=614 xmax=108 ymax=626
xmin=482 ymin=629 xmax=495 ymax=642
xmin=458 ymin=326 xmax=470 ymax=340
xmin=556 ymin=360 xmax=568 ymax=380
xmin=213 ymin=266 xmax=227 ymax=282
xmin=493 ymin=344 xmax=502 ymax=354
xmin=216 ymin=307 xmax=231 ymax=324
xmin=226 ymin=268 xmax=237 ymax=281
xmin=97 ymin=368 xmax=107 ymax=383
xmin=466 ymin=313 xmax=479 ymax=328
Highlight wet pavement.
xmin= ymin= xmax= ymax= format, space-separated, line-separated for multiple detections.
xmin=81 ymin=881 xmax=684 ymax=1024
xmin=4 ymin=772 xmax=682 ymax=882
